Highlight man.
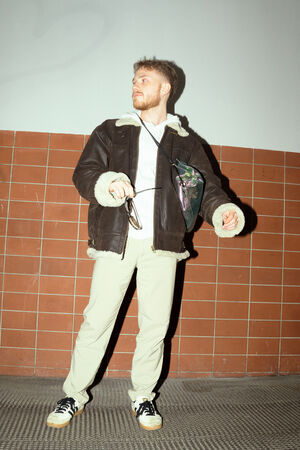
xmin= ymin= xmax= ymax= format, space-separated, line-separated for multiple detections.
xmin=46 ymin=58 xmax=244 ymax=431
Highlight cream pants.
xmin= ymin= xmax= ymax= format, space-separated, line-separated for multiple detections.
xmin=63 ymin=238 xmax=177 ymax=404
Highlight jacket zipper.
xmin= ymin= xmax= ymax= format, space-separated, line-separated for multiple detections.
xmin=121 ymin=127 xmax=141 ymax=259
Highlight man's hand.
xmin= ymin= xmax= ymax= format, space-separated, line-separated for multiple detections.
xmin=222 ymin=210 xmax=238 ymax=230
xmin=109 ymin=180 xmax=134 ymax=199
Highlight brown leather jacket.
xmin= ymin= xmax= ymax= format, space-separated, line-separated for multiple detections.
xmin=73 ymin=118 xmax=230 ymax=255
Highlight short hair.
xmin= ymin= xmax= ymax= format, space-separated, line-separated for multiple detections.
xmin=133 ymin=57 xmax=178 ymax=100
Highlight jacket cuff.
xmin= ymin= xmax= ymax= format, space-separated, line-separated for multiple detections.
xmin=212 ymin=203 xmax=245 ymax=238
xmin=94 ymin=171 xmax=131 ymax=207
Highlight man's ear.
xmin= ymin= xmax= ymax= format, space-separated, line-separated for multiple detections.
xmin=161 ymin=82 xmax=171 ymax=97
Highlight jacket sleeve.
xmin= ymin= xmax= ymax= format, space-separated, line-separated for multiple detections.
xmin=188 ymin=139 xmax=245 ymax=235
xmin=72 ymin=123 xmax=130 ymax=207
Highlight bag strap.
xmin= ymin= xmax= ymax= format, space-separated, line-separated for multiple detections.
xmin=137 ymin=114 xmax=175 ymax=165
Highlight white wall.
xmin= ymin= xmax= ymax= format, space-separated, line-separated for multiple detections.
xmin=0 ymin=0 xmax=299 ymax=152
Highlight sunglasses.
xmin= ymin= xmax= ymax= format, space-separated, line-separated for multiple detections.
xmin=124 ymin=187 xmax=161 ymax=230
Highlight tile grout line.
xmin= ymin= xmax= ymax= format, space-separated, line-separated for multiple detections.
xmin=278 ymin=151 xmax=286 ymax=374
xmin=34 ymin=133 xmax=51 ymax=374
xmin=245 ymin=147 xmax=254 ymax=374
xmin=0 ymin=132 xmax=16 ymax=346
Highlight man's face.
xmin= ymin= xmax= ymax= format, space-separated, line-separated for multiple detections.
xmin=132 ymin=68 xmax=169 ymax=110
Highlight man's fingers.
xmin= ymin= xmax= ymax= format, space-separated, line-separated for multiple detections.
xmin=222 ymin=210 xmax=238 ymax=230
xmin=109 ymin=180 xmax=134 ymax=199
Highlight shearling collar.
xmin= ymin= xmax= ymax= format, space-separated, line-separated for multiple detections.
xmin=115 ymin=113 xmax=189 ymax=137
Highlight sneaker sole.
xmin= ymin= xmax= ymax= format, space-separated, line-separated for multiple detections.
xmin=131 ymin=410 xmax=162 ymax=431
xmin=46 ymin=408 xmax=84 ymax=429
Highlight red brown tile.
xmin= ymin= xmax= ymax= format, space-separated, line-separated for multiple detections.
xmin=215 ymin=319 xmax=248 ymax=337
xmin=219 ymin=234 xmax=251 ymax=249
xmin=247 ymin=356 xmax=278 ymax=373
xmin=44 ymin=203 xmax=79 ymax=223
xmin=0 ymin=366 xmax=34 ymax=376
xmin=12 ymin=165 xmax=46 ymax=184
xmin=6 ymin=237 xmax=41 ymax=256
xmin=282 ymin=304 xmax=300 ymax=321
xmin=214 ymin=337 xmax=247 ymax=354
xmin=10 ymin=183 xmax=45 ymax=202
xmin=47 ymin=167 xmax=74 ymax=186
xmin=76 ymin=259 xmax=95 ymax=277
xmin=221 ymin=162 xmax=252 ymax=180
xmin=9 ymin=201 xmax=43 ymax=220
xmin=254 ymin=149 xmax=284 ymax=166
xmin=39 ymin=275 xmax=75 ymax=295
xmin=49 ymin=133 xmax=84 ymax=151
xmin=2 ymin=292 xmax=37 ymax=311
xmin=1 ymin=329 xmax=36 ymax=348
xmin=254 ymin=165 xmax=284 ymax=182
xmin=285 ymin=235 xmax=300 ymax=252
xmin=229 ymin=179 xmax=252 ymax=197
xmin=285 ymin=218 xmax=300 ymax=234
xmin=41 ymin=258 xmax=76 ymax=277
xmin=280 ymin=339 xmax=300 ymax=355
xmin=217 ymin=284 xmax=249 ymax=301
xmin=285 ymin=184 xmax=300 ymax=201
xmin=0 ymin=348 xmax=35 ymax=366
xmin=4 ymin=274 xmax=39 ymax=293
xmin=181 ymin=319 xmax=214 ymax=336
xmin=38 ymin=312 xmax=73 ymax=332
xmin=36 ymin=349 xmax=71 ymax=369
xmin=286 ymin=152 xmax=300 ymax=168
xmin=248 ymin=338 xmax=279 ymax=355
xmin=182 ymin=282 xmax=216 ymax=301
xmin=0 ymin=147 xmax=13 ymax=164
xmin=255 ymin=216 xmax=283 ymax=233
xmin=15 ymin=131 xmax=49 ymax=148
xmin=0 ymin=130 xmax=14 ymax=146
xmin=218 ymin=248 xmax=250 ymax=266
xmin=45 ymin=185 xmax=79 ymax=204
xmin=214 ymin=355 xmax=246 ymax=373
xmin=193 ymin=229 xmax=218 ymax=247
xmin=221 ymin=146 xmax=253 ymax=163
xmin=37 ymin=331 xmax=72 ymax=350
xmin=250 ymin=303 xmax=281 ymax=320
xmin=285 ymin=200 xmax=300 ymax=217
xmin=13 ymin=148 xmax=48 ymax=166
xmin=249 ymin=320 xmax=280 ymax=337
xmin=5 ymin=255 xmax=40 ymax=274
xmin=181 ymin=300 xmax=215 ymax=319
xmin=254 ymin=182 xmax=284 ymax=199
xmin=2 ymin=311 xmax=37 ymax=329
xmin=217 ymin=266 xmax=250 ymax=284
xmin=39 ymin=294 xmax=74 ymax=313
xmin=252 ymin=198 xmax=284 ymax=216
xmin=184 ymin=265 xmax=216 ymax=283
xmin=7 ymin=219 xmax=42 ymax=238
xmin=284 ymin=269 xmax=300 ymax=285
xmin=252 ymin=250 xmax=282 ymax=268
xmin=48 ymin=150 xmax=80 ymax=168
xmin=286 ymin=167 xmax=300 ymax=184
xmin=43 ymin=221 xmax=78 ymax=240
xmin=280 ymin=356 xmax=300 ymax=373
xmin=179 ymin=355 xmax=212 ymax=372
xmin=216 ymin=301 xmax=248 ymax=319
xmin=42 ymin=239 xmax=77 ymax=258
xmin=252 ymin=233 xmax=283 ymax=250
xmin=107 ymin=352 xmax=133 ymax=371
xmin=282 ymin=286 xmax=300 ymax=303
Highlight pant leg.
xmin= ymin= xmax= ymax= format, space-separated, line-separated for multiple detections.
xmin=63 ymin=251 xmax=136 ymax=404
xmin=128 ymin=241 xmax=177 ymax=401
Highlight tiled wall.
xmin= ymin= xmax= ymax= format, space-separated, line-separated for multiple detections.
xmin=0 ymin=130 xmax=299 ymax=379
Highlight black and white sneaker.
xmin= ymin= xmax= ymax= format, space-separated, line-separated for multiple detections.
xmin=46 ymin=397 xmax=84 ymax=428
xmin=132 ymin=397 xmax=162 ymax=430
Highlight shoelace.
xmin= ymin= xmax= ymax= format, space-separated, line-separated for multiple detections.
xmin=136 ymin=400 xmax=156 ymax=418
xmin=55 ymin=397 xmax=77 ymax=415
